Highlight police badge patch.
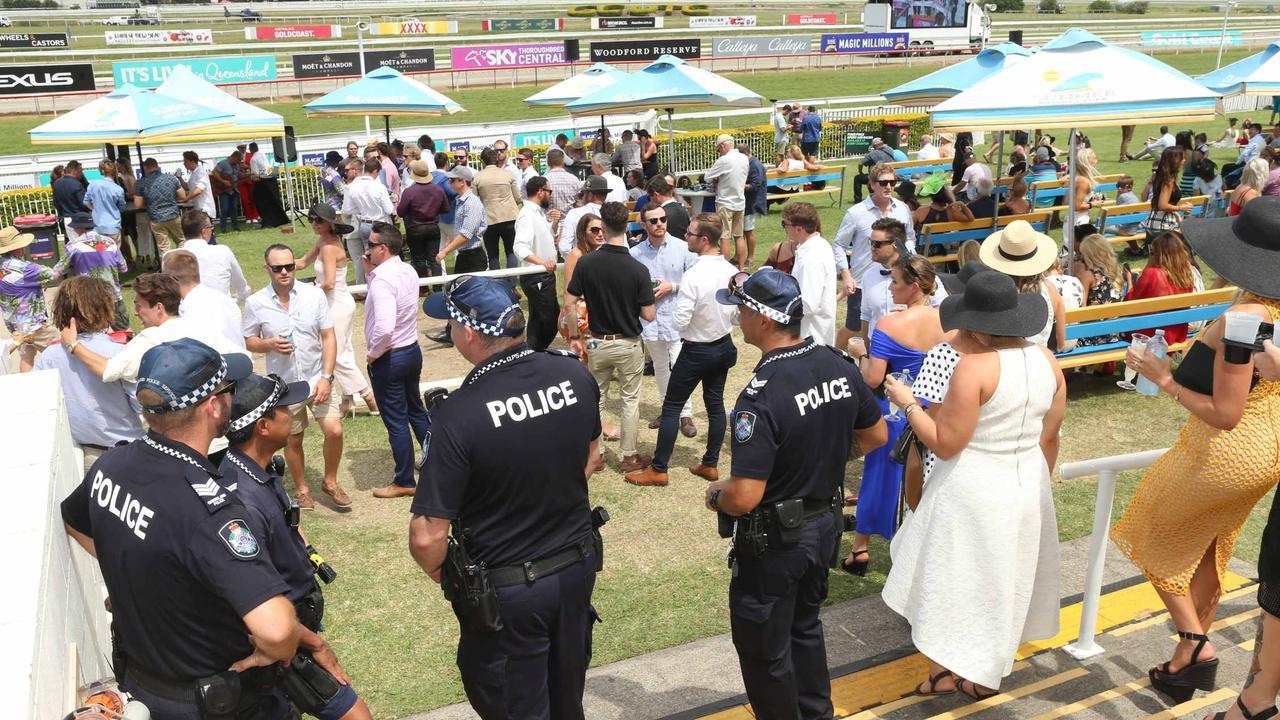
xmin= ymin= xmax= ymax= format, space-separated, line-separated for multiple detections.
xmin=734 ymin=411 xmax=757 ymax=442
xmin=218 ymin=519 xmax=260 ymax=558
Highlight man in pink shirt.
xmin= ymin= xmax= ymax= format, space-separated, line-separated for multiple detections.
xmin=363 ymin=221 xmax=428 ymax=498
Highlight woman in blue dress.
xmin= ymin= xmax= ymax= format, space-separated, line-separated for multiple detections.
xmin=842 ymin=255 xmax=953 ymax=575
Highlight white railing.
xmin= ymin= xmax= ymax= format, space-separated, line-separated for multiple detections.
xmin=1060 ymin=447 xmax=1169 ymax=660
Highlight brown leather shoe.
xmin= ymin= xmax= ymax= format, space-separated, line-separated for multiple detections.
xmin=322 ymin=482 xmax=353 ymax=507
xmin=648 ymin=417 xmax=661 ymax=429
xmin=372 ymin=484 xmax=416 ymax=499
xmin=619 ymin=453 xmax=651 ymax=473
xmin=625 ymin=466 xmax=669 ymax=486
xmin=295 ymin=491 xmax=315 ymax=510
xmin=680 ymin=417 xmax=697 ymax=438
xmin=689 ymin=464 xmax=719 ymax=482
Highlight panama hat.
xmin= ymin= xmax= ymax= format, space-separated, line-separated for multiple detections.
xmin=939 ymin=270 xmax=1049 ymax=338
xmin=0 ymin=226 xmax=34 ymax=254
xmin=1181 ymin=196 xmax=1280 ymax=300
xmin=978 ymin=220 xmax=1058 ymax=277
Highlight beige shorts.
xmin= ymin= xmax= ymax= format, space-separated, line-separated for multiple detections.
xmin=18 ymin=323 xmax=59 ymax=365
xmin=717 ymin=206 xmax=744 ymax=240
xmin=289 ymin=390 xmax=343 ymax=435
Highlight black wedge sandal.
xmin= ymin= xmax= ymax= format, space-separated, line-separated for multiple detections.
xmin=1150 ymin=630 xmax=1220 ymax=704
xmin=915 ymin=670 xmax=955 ymax=697
xmin=1210 ymin=696 xmax=1279 ymax=720
xmin=840 ymin=549 xmax=870 ymax=576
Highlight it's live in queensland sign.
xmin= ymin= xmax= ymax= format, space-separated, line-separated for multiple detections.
xmin=450 ymin=42 xmax=568 ymax=70
xmin=589 ymin=38 xmax=701 ymax=62
xmin=0 ymin=33 xmax=68 ymax=49
xmin=819 ymin=32 xmax=908 ymax=53
xmin=245 ymin=25 xmax=342 ymax=40
xmin=112 ymin=55 xmax=277 ymax=88
xmin=292 ymin=48 xmax=436 ymax=79
xmin=481 ymin=18 xmax=564 ymax=31
xmin=0 ymin=62 xmax=95 ymax=96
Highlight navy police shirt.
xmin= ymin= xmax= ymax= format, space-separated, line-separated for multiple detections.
xmin=220 ymin=448 xmax=316 ymax=604
xmin=60 ymin=432 xmax=288 ymax=680
xmin=730 ymin=339 xmax=882 ymax=506
xmin=411 ymin=344 xmax=602 ymax=567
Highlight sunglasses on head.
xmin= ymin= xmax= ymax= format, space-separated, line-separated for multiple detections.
xmin=268 ymin=263 xmax=296 ymax=273
xmin=727 ymin=271 xmax=750 ymax=296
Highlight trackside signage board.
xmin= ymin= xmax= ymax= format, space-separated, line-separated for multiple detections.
xmin=112 ymin=55 xmax=277 ymax=88
xmin=0 ymin=62 xmax=94 ymax=96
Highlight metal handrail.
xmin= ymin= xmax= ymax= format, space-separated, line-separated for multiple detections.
xmin=1060 ymin=448 xmax=1169 ymax=660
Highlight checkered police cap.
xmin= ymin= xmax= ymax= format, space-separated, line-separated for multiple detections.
xmin=136 ymin=338 xmax=252 ymax=414
xmin=423 ymin=275 xmax=524 ymax=338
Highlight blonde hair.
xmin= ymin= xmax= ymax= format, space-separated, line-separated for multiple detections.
xmin=1240 ymin=158 xmax=1270 ymax=193
xmin=786 ymin=145 xmax=804 ymax=161
xmin=1077 ymin=233 xmax=1122 ymax=284
xmin=1074 ymin=147 xmax=1100 ymax=188
xmin=957 ymin=239 xmax=981 ymax=266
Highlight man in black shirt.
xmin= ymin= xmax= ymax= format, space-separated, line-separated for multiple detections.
xmin=412 ymin=275 xmax=604 ymax=719
xmin=707 ymin=269 xmax=887 ymax=719
xmin=60 ymin=338 xmax=300 ymax=719
xmin=564 ymin=201 xmax=656 ymax=472
xmin=52 ymin=159 xmax=89 ymax=221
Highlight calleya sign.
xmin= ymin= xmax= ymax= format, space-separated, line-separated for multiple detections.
xmin=689 ymin=16 xmax=756 ymax=27
xmin=450 ymin=42 xmax=568 ymax=70
xmin=106 ymin=29 xmax=213 ymax=46
xmin=712 ymin=35 xmax=810 ymax=58
xmin=112 ymin=55 xmax=277 ymax=88
xmin=0 ymin=62 xmax=94 ymax=95
xmin=246 ymin=25 xmax=342 ymax=40
xmin=292 ymin=48 xmax=436 ymax=79
xmin=589 ymin=38 xmax=700 ymax=62
xmin=0 ymin=33 xmax=68 ymax=49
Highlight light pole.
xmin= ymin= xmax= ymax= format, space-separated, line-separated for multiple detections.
xmin=1215 ymin=1 xmax=1238 ymax=71
xmin=357 ymin=21 xmax=371 ymax=139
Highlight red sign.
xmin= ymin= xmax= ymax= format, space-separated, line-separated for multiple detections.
xmin=246 ymin=24 xmax=341 ymax=40
xmin=784 ymin=13 xmax=837 ymax=25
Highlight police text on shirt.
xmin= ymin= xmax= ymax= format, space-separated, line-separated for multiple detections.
xmin=91 ymin=469 xmax=155 ymax=540
xmin=485 ymin=380 xmax=578 ymax=427
xmin=794 ymin=377 xmax=851 ymax=416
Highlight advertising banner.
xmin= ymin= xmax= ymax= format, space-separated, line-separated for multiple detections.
xmin=245 ymin=25 xmax=342 ymax=41
xmin=890 ymin=0 xmax=967 ymax=29
xmin=689 ymin=16 xmax=756 ymax=27
xmin=593 ymin=17 xmax=662 ymax=29
xmin=450 ymin=42 xmax=568 ymax=70
xmin=292 ymin=48 xmax=436 ymax=79
xmin=0 ymin=62 xmax=94 ymax=96
xmin=300 ymin=152 xmax=326 ymax=168
xmin=784 ymin=13 xmax=837 ymax=25
xmin=819 ymin=32 xmax=909 ymax=53
xmin=589 ymin=38 xmax=701 ymax=62
xmin=712 ymin=35 xmax=810 ymax=57
xmin=513 ymin=129 xmax=574 ymax=147
xmin=1140 ymin=30 xmax=1241 ymax=47
xmin=368 ymin=20 xmax=457 ymax=35
xmin=0 ymin=33 xmax=68 ymax=49
xmin=105 ymin=29 xmax=213 ymax=46
xmin=112 ymin=55 xmax=277 ymax=88
xmin=481 ymin=18 xmax=564 ymax=31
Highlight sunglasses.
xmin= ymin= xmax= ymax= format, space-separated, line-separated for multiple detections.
xmin=646 ymin=216 xmax=667 ymax=225
xmin=268 ymin=263 xmax=296 ymax=273
xmin=871 ymin=240 xmax=895 ymax=248
xmin=875 ymin=178 xmax=897 ymax=187
xmin=587 ymin=226 xmax=603 ymax=234
xmin=780 ymin=220 xmax=792 ymax=229
xmin=727 ymin=271 xmax=750 ymax=296
xmin=213 ymin=383 xmax=236 ymax=398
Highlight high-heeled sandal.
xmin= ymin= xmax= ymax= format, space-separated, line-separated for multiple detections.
xmin=1150 ymin=630 xmax=1219 ymax=704
xmin=840 ymin=550 xmax=870 ymax=577
xmin=915 ymin=670 xmax=955 ymax=697
xmin=1210 ymin=696 xmax=1279 ymax=720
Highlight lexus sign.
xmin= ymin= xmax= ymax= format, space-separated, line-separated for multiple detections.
xmin=0 ymin=62 xmax=95 ymax=96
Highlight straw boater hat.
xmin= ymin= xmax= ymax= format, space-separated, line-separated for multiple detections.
xmin=0 ymin=226 xmax=34 ymax=254
xmin=940 ymin=270 xmax=1048 ymax=338
xmin=1181 ymin=196 xmax=1280 ymax=300
xmin=978 ymin=220 xmax=1058 ymax=277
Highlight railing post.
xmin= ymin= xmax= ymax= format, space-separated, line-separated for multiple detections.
xmin=1063 ymin=467 xmax=1119 ymax=660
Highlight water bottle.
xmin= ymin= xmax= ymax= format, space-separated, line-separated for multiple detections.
xmin=1212 ymin=187 xmax=1223 ymax=217
xmin=1136 ymin=330 xmax=1168 ymax=397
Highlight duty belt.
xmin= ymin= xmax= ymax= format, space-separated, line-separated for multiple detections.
xmin=125 ymin=662 xmax=276 ymax=704
xmin=486 ymin=540 xmax=592 ymax=588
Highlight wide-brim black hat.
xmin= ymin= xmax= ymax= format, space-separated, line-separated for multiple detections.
xmin=939 ymin=270 xmax=1049 ymax=337
xmin=308 ymin=202 xmax=354 ymax=236
xmin=1181 ymin=196 xmax=1280 ymax=300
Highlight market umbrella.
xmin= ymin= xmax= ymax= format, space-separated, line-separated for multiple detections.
xmin=156 ymin=65 xmax=285 ymax=139
xmin=929 ymin=28 xmax=1220 ymax=249
xmin=564 ymin=55 xmax=764 ymax=172
xmin=882 ymin=42 xmax=1034 ymax=107
xmin=524 ymin=62 xmax=630 ymax=106
xmin=1197 ymin=40 xmax=1280 ymax=96
xmin=28 ymin=84 xmax=234 ymax=145
xmin=303 ymin=66 xmax=464 ymax=142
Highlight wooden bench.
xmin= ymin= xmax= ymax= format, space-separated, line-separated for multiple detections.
xmin=764 ymin=166 xmax=845 ymax=212
xmin=919 ymin=211 xmax=1052 ymax=265
xmin=1029 ymin=173 xmax=1124 ymax=215
xmin=888 ymin=157 xmax=951 ymax=181
xmin=1054 ymin=287 xmax=1237 ymax=369
xmin=1098 ymin=195 xmax=1210 ymax=248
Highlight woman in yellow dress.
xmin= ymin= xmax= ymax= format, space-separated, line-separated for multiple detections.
xmin=1114 ymin=197 xmax=1280 ymax=705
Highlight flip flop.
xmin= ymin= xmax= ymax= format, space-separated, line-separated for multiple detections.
xmin=958 ymin=679 xmax=998 ymax=702
xmin=915 ymin=670 xmax=956 ymax=697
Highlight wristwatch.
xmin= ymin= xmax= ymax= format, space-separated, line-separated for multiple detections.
xmin=321 ymin=373 xmax=334 ymax=382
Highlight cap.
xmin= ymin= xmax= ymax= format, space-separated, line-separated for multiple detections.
xmin=136 ymin=338 xmax=252 ymax=414
xmin=871 ymin=137 xmax=885 ymax=147
xmin=445 ymin=165 xmax=475 ymax=182
xmin=228 ymin=373 xmax=311 ymax=434
xmin=716 ymin=133 xmax=735 ymax=147
xmin=583 ymin=174 xmax=610 ymax=193
xmin=422 ymin=275 xmax=525 ymax=337
xmin=715 ymin=268 xmax=803 ymax=325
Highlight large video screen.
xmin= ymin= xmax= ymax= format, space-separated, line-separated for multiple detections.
xmin=891 ymin=0 xmax=968 ymax=28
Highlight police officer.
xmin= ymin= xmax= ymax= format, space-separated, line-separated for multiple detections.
xmin=60 ymin=338 xmax=301 ymax=720
xmin=222 ymin=373 xmax=374 ymax=720
xmin=708 ymin=269 xmax=888 ymax=719
xmin=408 ymin=275 xmax=605 ymax=720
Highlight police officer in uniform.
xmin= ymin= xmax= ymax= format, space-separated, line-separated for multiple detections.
xmin=708 ymin=269 xmax=888 ymax=719
xmin=409 ymin=275 xmax=605 ymax=720
xmin=222 ymin=373 xmax=374 ymax=720
xmin=60 ymin=338 xmax=301 ymax=720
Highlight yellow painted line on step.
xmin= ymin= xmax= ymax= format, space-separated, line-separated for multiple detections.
xmin=842 ymin=661 xmax=1033 ymax=719
xmin=1146 ymin=688 xmax=1238 ymax=719
xmin=922 ymin=667 xmax=1091 ymax=720
xmin=1112 ymin=583 xmax=1258 ymax=638
xmin=830 ymin=652 xmax=932 ymax=715
xmin=697 ymin=707 xmax=755 ymax=720
xmin=1025 ymin=678 xmax=1151 ymax=720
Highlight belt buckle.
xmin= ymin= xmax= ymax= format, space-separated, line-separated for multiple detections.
xmin=522 ymin=561 xmax=537 ymax=583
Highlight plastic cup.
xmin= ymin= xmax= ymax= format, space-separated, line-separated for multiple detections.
xmin=1223 ymin=311 xmax=1263 ymax=364
xmin=887 ymin=371 xmax=913 ymax=418
xmin=1116 ymin=333 xmax=1149 ymax=390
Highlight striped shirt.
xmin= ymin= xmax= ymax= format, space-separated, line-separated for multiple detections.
xmin=452 ymin=191 xmax=487 ymax=251
xmin=545 ymin=167 xmax=582 ymax=215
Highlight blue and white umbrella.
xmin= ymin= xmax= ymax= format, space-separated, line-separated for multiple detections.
xmin=157 ymin=65 xmax=284 ymax=139
xmin=305 ymin=66 xmax=463 ymax=141
xmin=882 ymin=42 xmax=1034 ymax=107
xmin=29 ymin=84 xmax=233 ymax=145
xmin=1197 ymin=41 xmax=1280 ymax=96
xmin=524 ymin=63 xmax=630 ymax=106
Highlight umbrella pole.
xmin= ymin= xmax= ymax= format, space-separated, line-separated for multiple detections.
xmin=1065 ymin=129 xmax=1078 ymax=254
xmin=281 ymin=139 xmax=299 ymax=233
xmin=384 ymin=115 xmax=391 ymax=143
xmin=994 ymin=131 xmax=1005 ymax=211
xmin=666 ymin=108 xmax=675 ymax=175
xmin=358 ymin=22 xmax=370 ymax=140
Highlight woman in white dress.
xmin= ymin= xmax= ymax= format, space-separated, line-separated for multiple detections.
xmin=882 ymin=270 xmax=1067 ymax=700
xmin=299 ymin=203 xmax=379 ymax=416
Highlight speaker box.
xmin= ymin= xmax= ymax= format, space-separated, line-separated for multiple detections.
xmin=272 ymin=125 xmax=298 ymax=163
xmin=564 ymin=39 xmax=579 ymax=61
xmin=1008 ymin=30 xmax=1023 ymax=45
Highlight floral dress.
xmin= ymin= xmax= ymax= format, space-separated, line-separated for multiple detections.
xmin=1077 ymin=267 xmax=1123 ymax=347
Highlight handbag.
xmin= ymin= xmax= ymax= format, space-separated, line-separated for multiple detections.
xmin=890 ymin=421 xmax=922 ymax=465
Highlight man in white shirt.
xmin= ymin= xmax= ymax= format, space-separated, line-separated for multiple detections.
xmin=1225 ymin=122 xmax=1267 ymax=187
xmin=772 ymin=104 xmax=793 ymax=162
xmin=591 ymin=153 xmax=628 ymax=204
xmin=558 ymin=176 xmax=608 ymax=255
xmin=248 ymin=141 xmax=275 ymax=180
xmin=954 ymin=151 xmax=993 ymax=202
xmin=857 ymin=218 xmax=946 ymax=339
xmin=512 ymin=176 xmax=561 ymax=351
xmin=341 ymin=157 xmax=396 ymax=285
xmin=786 ymin=202 xmax=836 ymax=345
xmin=514 ymin=148 xmax=540 ymax=199
xmin=625 ymin=211 xmax=739 ymax=487
xmin=181 ymin=151 xmax=216 ymax=219
xmin=242 ymin=243 xmax=345 ymax=510
xmin=1129 ymin=125 xmax=1176 ymax=161
xmin=161 ymin=249 xmax=245 ymax=350
xmin=704 ymin=134 xmax=749 ymax=269
xmin=173 ymin=209 xmax=251 ymax=303
xmin=916 ymin=134 xmax=940 ymax=161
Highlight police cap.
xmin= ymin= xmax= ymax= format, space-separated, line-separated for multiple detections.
xmin=228 ymin=373 xmax=311 ymax=434
xmin=136 ymin=338 xmax=252 ymax=414
xmin=423 ymin=275 xmax=525 ymax=337
xmin=715 ymin=268 xmax=804 ymax=325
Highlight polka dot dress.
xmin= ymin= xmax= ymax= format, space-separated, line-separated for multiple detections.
xmin=913 ymin=342 xmax=962 ymax=479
